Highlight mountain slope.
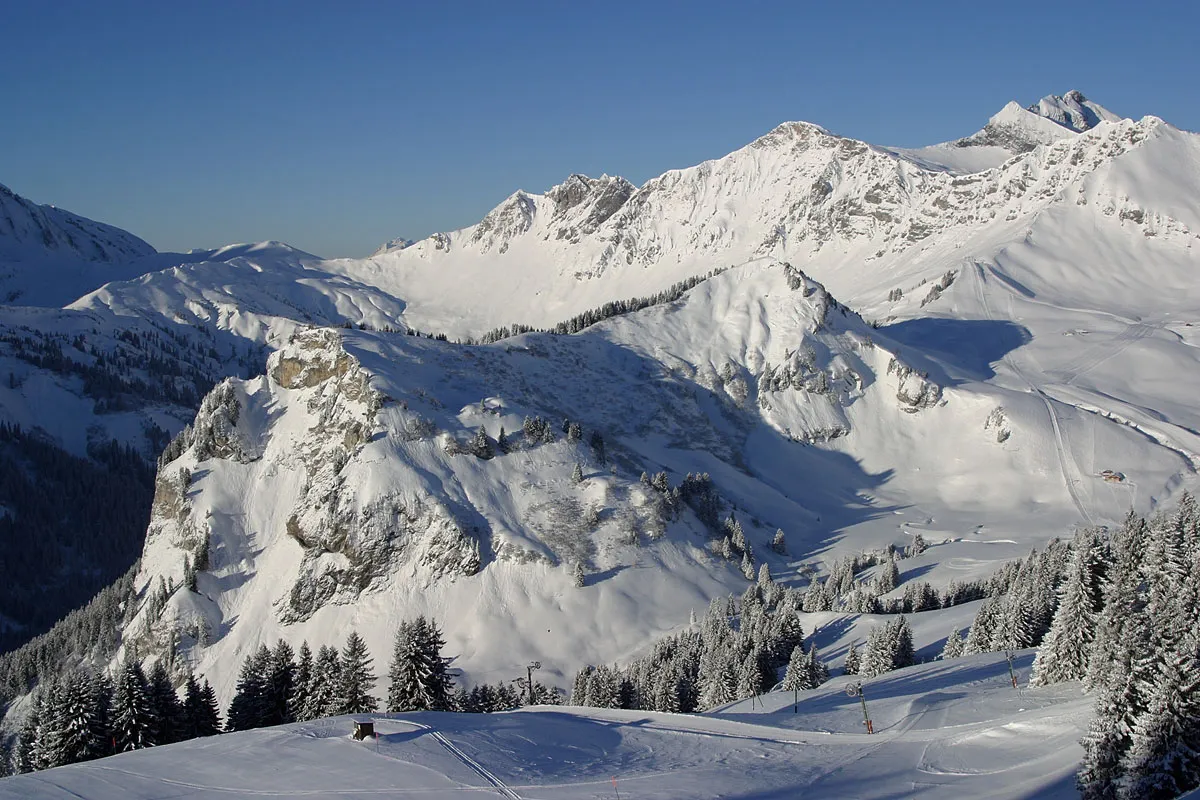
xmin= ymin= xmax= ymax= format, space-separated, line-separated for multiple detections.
xmin=114 ymin=260 xmax=1188 ymax=703
xmin=325 ymin=101 xmax=1163 ymax=344
xmin=0 ymin=183 xmax=157 ymax=307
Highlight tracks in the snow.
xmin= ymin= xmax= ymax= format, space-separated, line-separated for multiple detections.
xmin=398 ymin=721 xmax=522 ymax=800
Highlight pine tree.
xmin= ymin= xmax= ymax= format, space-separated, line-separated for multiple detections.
xmin=470 ymin=427 xmax=493 ymax=459
xmin=198 ymin=680 xmax=221 ymax=736
xmin=1032 ymin=528 xmax=1104 ymax=686
xmin=727 ymin=516 xmax=748 ymax=555
xmin=301 ymin=645 xmax=341 ymax=721
xmin=893 ymin=616 xmax=916 ymax=670
xmin=737 ymin=648 xmax=765 ymax=699
xmin=387 ymin=620 xmax=425 ymax=712
xmin=740 ymin=550 xmax=756 ymax=580
xmin=87 ymin=670 xmax=114 ymax=760
xmin=181 ymin=673 xmax=205 ymax=740
xmin=771 ymin=529 xmax=787 ymax=555
xmin=874 ymin=557 xmax=900 ymax=594
xmin=571 ymin=666 xmax=593 ymax=706
xmin=14 ymin=690 xmax=45 ymax=773
xmin=265 ymin=640 xmax=297 ymax=726
xmin=290 ymin=641 xmax=313 ymax=721
xmin=147 ymin=661 xmax=184 ymax=744
xmin=768 ymin=609 xmax=804 ymax=668
xmin=782 ymin=645 xmax=812 ymax=691
xmin=1088 ymin=513 xmax=1147 ymax=690
xmin=33 ymin=679 xmax=66 ymax=769
xmin=337 ymin=631 xmax=378 ymax=715
xmin=415 ymin=618 xmax=453 ymax=711
xmin=964 ymin=596 xmax=1001 ymax=655
xmin=572 ymin=561 xmax=586 ymax=588
xmin=1118 ymin=639 xmax=1200 ymax=800
xmin=1079 ymin=681 xmax=1129 ymax=800
xmin=571 ymin=462 xmax=584 ymax=484
xmin=844 ymin=641 xmax=861 ymax=675
xmin=112 ymin=657 xmax=157 ymax=751
xmin=697 ymin=645 xmax=737 ymax=710
xmin=806 ymin=642 xmax=830 ymax=687
xmin=226 ymin=647 xmax=270 ymax=731
xmin=940 ymin=627 xmax=965 ymax=660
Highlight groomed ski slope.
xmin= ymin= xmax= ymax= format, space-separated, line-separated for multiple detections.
xmin=0 ymin=652 xmax=1089 ymax=799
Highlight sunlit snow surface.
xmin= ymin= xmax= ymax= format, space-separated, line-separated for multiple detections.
xmin=0 ymin=652 xmax=1087 ymax=800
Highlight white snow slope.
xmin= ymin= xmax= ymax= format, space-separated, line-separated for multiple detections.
xmin=0 ymin=182 xmax=156 ymax=307
xmin=0 ymin=651 xmax=1088 ymax=799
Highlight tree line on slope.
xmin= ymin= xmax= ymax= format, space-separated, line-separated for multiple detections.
xmin=566 ymin=563 xmax=921 ymax=714
xmin=0 ymin=422 xmax=154 ymax=654
xmin=383 ymin=270 xmax=727 ymax=346
xmin=9 ymin=656 xmax=219 ymax=774
xmin=938 ymin=496 xmax=1200 ymax=800
xmin=6 ymin=616 xmax=561 ymax=776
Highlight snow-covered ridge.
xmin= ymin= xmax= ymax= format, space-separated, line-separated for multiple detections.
xmin=336 ymin=102 xmax=1164 ymax=340
xmin=121 ymin=262 xmax=961 ymax=697
xmin=1029 ymin=89 xmax=1123 ymax=133
xmin=112 ymin=256 xmax=1193 ymax=706
xmin=0 ymin=182 xmax=154 ymax=265
xmin=0 ymin=182 xmax=157 ymax=306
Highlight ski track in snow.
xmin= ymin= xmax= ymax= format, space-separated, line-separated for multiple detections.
xmin=400 ymin=721 xmax=523 ymax=800
xmin=971 ymin=262 xmax=1094 ymax=524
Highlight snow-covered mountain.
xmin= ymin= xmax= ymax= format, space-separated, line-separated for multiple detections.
xmin=2 ymin=90 xmax=1199 ymax=728
xmin=121 ymin=256 xmax=1190 ymax=704
xmin=333 ymin=91 xmax=1149 ymax=339
xmin=0 ymin=183 xmax=157 ymax=307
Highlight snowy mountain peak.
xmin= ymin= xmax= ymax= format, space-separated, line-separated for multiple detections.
xmin=1027 ymin=90 xmax=1123 ymax=133
xmin=372 ymin=236 xmax=415 ymax=256
xmin=750 ymin=120 xmax=830 ymax=150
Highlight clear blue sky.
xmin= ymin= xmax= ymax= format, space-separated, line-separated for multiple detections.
xmin=1 ymin=0 xmax=1195 ymax=258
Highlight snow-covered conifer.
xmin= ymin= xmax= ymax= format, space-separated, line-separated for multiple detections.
xmin=1032 ymin=528 xmax=1104 ymax=686
xmin=874 ymin=557 xmax=900 ymax=594
xmin=112 ymin=657 xmax=157 ymax=750
xmin=290 ymin=641 xmax=313 ymax=721
xmin=337 ymin=631 xmax=378 ymax=715
xmin=771 ymin=529 xmax=787 ymax=555
xmin=1118 ymin=638 xmax=1200 ymax=800
xmin=940 ymin=628 xmax=965 ymax=660
xmin=740 ymin=550 xmax=756 ymax=580
xmin=300 ymin=645 xmax=341 ymax=721
xmin=470 ymin=427 xmax=494 ymax=459
xmin=844 ymin=642 xmax=861 ymax=675
xmin=147 ymin=661 xmax=184 ymax=744
xmin=964 ymin=596 xmax=1001 ymax=655
xmin=226 ymin=647 xmax=270 ymax=732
